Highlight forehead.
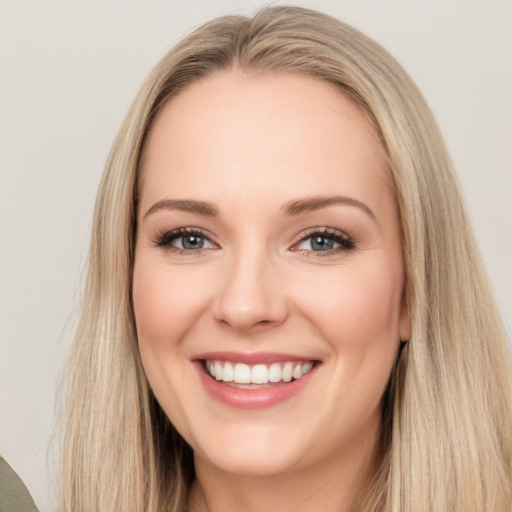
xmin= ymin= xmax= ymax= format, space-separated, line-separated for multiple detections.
xmin=139 ymin=69 xmax=390 ymax=210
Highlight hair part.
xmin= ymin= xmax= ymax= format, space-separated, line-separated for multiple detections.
xmin=62 ymin=6 xmax=512 ymax=511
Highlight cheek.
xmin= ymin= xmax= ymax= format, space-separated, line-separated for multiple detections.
xmin=132 ymin=256 xmax=212 ymax=349
xmin=305 ymin=260 xmax=403 ymax=422
xmin=132 ymin=255 xmax=213 ymax=434
xmin=292 ymin=259 xmax=404 ymax=352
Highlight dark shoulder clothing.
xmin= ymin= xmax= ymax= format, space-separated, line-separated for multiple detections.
xmin=0 ymin=458 xmax=39 ymax=512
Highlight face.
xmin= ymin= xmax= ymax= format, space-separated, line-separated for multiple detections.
xmin=133 ymin=70 xmax=409 ymax=479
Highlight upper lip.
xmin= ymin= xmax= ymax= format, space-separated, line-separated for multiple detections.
xmin=192 ymin=351 xmax=319 ymax=365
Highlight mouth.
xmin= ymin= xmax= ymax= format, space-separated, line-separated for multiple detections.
xmin=203 ymin=359 xmax=315 ymax=388
xmin=192 ymin=352 xmax=320 ymax=410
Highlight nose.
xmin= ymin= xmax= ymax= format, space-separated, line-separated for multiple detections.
xmin=212 ymin=249 xmax=288 ymax=333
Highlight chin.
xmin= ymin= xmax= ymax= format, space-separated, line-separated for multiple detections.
xmin=191 ymin=425 xmax=309 ymax=477
xmin=197 ymin=447 xmax=301 ymax=477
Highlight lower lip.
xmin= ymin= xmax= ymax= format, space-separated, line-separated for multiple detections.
xmin=194 ymin=362 xmax=318 ymax=410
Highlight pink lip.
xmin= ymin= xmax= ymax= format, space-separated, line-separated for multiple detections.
xmin=191 ymin=353 xmax=319 ymax=411
xmin=192 ymin=351 xmax=312 ymax=365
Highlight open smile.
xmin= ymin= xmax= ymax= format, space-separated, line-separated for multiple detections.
xmin=193 ymin=353 xmax=320 ymax=409
xmin=204 ymin=360 xmax=315 ymax=387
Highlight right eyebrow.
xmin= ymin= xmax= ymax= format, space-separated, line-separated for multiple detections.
xmin=142 ymin=199 xmax=219 ymax=220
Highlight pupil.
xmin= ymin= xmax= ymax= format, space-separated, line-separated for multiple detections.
xmin=182 ymin=235 xmax=204 ymax=249
xmin=311 ymin=236 xmax=333 ymax=251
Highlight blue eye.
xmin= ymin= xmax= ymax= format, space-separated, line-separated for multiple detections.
xmin=154 ymin=228 xmax=216 ymax=252
xmin=309 ymin=235 xmax=335 ymax=251
xmin=295 ymin=229 xmax=355 ymax=254
xmin=176 ymin=234 xmax=206 ymax=250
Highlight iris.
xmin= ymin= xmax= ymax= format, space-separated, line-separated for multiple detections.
xmin=311 ymin=235 xmax=334 ymax=251
xmin=181 ymin=234 xmax=204 ymax=249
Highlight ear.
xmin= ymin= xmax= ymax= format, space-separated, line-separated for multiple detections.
xmin=399 ymin=292 xmax=411 ymax=342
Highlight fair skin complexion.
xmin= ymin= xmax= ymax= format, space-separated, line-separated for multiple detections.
xmin=133 ymin=70 xmax=410 ymax=512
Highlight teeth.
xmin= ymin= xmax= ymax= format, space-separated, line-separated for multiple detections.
xmin=282 ymin=362 xmax=293 ymax=382
xmin=234 ymin=363 xmax=251 ymax=384
xmin=205 ymin=360 xmax=315 ymax=384
xmin=223 ymin=362 xmax=234 ymax=382
xmin=251 ymin=364 xmax=268 ymax=384
xmin=214 ymin=361 xmax=223 ymax=381
xmin=268 ymin=363 xmax=281 ymax=383
xmin=302 ymin=361 xmax=314 ymax=374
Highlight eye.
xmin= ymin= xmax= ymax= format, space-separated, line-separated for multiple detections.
xmin=153 ymin=228 xmax=217 ymax=253
xmin=305 ymin=234 xmax=336 ymax=251
xmin=292 ymin=228 xmax=355 ymax=255
xmin=173 ymin=233 xmax=209 ymax=250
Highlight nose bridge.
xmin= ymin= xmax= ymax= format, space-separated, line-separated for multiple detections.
xmin=213 ymin=241 xmax=287 ymax=332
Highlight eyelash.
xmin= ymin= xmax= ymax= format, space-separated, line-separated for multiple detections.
xmin=291 ymin=227 xmax=356 ymax=257
xmin=152 ymin=227 xmax=356 ymax=257
xmin=153 ymin=227 xmax=215 ymax=255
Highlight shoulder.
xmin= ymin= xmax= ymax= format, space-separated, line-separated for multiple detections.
xmin=0 ymin=457 xmax=39 ymax=512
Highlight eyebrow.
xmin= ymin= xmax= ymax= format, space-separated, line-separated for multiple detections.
xmin=280 ymin=195 xmax=377 ymax=222
xmin=143 ymin=199 xmax=219 ymax=219
xmin=143 ymin=195 xmax=376 ymax=222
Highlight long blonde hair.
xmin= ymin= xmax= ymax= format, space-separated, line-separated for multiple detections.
xmin=62 ymin=6 xmax=512 ymax=511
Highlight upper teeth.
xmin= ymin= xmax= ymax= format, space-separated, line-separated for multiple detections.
xmin=205 ymin=360 xmax=314 ymax=384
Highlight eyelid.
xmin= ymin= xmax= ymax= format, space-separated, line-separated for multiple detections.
xmin=290 ymin=227 xmax=356 ymax=255
xmin=153 ymin=226 xmax=219 ymax=252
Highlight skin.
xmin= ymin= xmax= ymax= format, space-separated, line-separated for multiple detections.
xmin=133 ymin=70 xmax=410 ymax=512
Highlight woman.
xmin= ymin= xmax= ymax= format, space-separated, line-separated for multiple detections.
xmin=62 ymin=6 xmax=512 ymax=511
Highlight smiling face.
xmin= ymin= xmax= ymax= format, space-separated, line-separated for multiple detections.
xmin=133 ymin=70 xmax=409 ymax=480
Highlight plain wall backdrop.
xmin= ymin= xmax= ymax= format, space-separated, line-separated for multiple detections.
xmin=1 ymin=1 xmax=511 ymax=510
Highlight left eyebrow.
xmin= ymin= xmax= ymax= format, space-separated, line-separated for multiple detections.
xmin=280 ymin=195 xmax=377 ymax=223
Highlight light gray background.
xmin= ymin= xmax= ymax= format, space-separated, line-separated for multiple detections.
xmin=1 ymin=1 xmax=511 ymax=510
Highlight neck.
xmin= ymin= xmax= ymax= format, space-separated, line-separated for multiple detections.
xmin=188 ymin=429 xmax=382 ymax=512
